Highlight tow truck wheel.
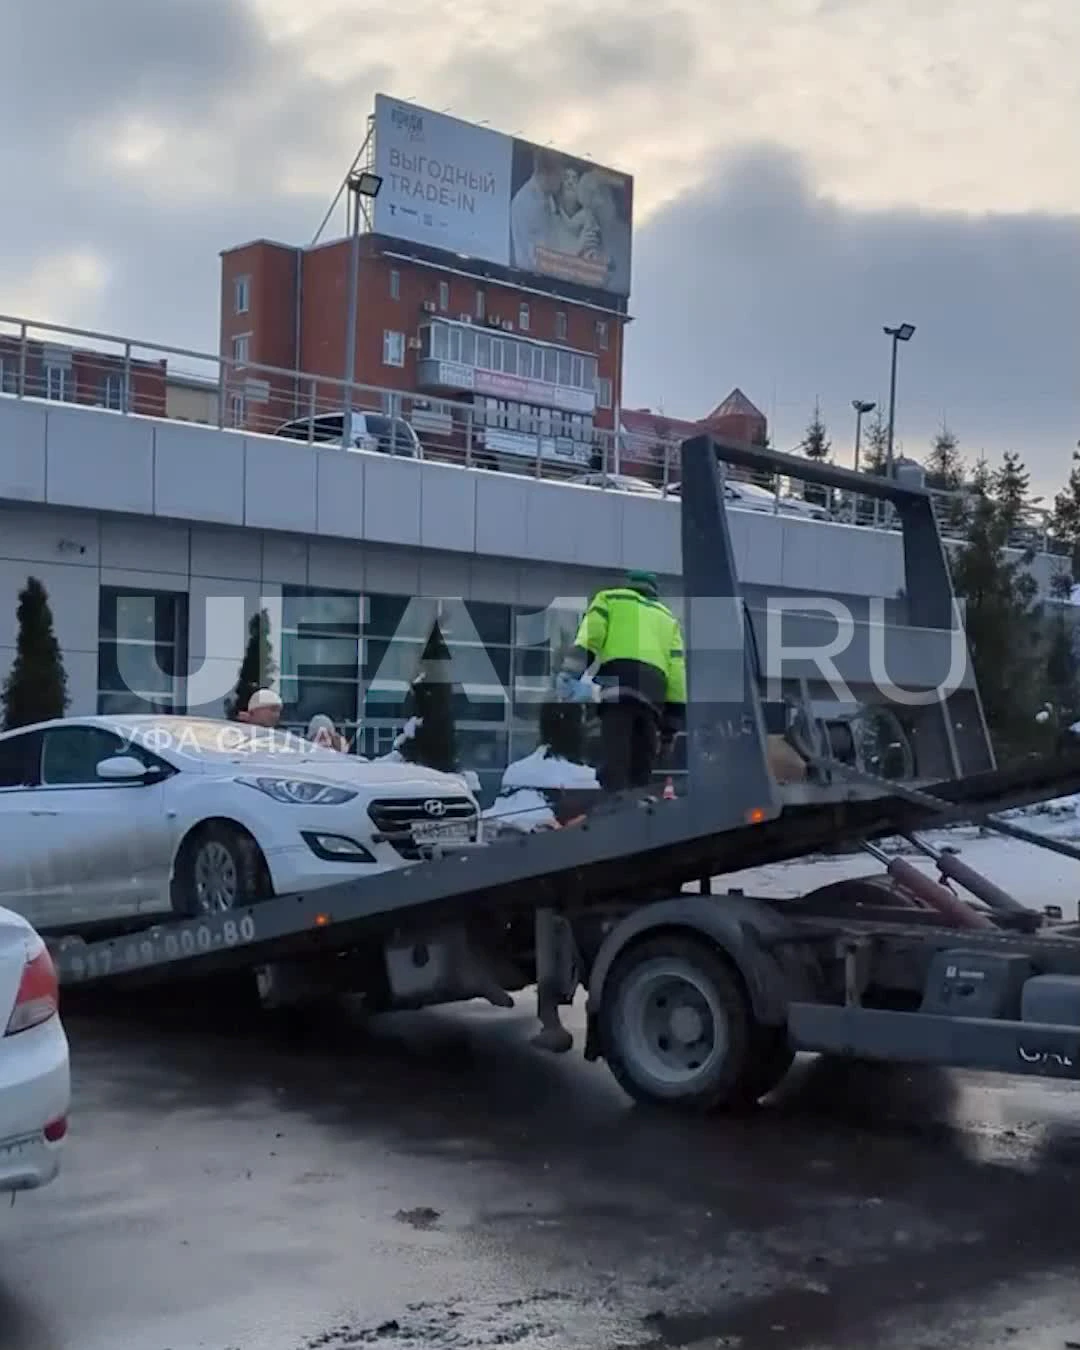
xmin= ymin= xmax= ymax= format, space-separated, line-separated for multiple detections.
xmin=599 ymin=935 xmax=785 ymax=1112
xmin=171 ymin=822 xmax=270 ymax=917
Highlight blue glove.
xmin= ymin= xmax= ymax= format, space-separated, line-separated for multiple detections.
xmin=570 ymin=678 xmax=595 ymax=704
xmin=554 ymin=670 xmax=579 ymax=702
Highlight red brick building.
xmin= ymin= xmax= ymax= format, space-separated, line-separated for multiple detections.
xmin=620 ymin=389 xmax=769 ymax=483
xmin=218 ymin=232 xmax=625 ymax=474
xmin=0 ymin=336 xmax=166 ymax=417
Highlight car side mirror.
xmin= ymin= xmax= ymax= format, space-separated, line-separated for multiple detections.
xmin=96 ymin=755 xmax=152 ymax=782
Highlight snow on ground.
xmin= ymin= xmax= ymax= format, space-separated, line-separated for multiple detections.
xmin=720 ymin=808 xmax=1080 ymax=922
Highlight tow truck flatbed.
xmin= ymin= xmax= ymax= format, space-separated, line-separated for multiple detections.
xmin=52 ymin=436 xmax=1080 ymax=1111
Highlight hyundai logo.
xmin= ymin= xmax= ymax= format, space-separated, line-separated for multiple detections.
xmin=422 ymin=799 xmax=447 ymax=817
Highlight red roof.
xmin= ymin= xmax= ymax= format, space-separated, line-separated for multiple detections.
xmin=621 ymin=389 xmax=767 ymax=445
xmin=704 ymin=388 xmax=765 ymax=423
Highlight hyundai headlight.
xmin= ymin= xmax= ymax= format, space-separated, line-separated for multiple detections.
xmin=238 ymin=777 xmax=358 ymax=806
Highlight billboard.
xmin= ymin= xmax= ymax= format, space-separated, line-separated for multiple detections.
xmin=371 ymin=94 xmax=633 ymax=298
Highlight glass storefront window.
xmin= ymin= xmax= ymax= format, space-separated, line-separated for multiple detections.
xmin=98 ymin=641 xmax=179 ymax=697
xmin=194 ymin=585 xmax=608 ymax=804
xmin=280 ymin=634 xmax=359 ymax=681
xmin=280 ymin=678 xmax=359 ymax=726
xmin=282 ymin=589 xmax=361 ymax=636
xmin=97 ymin=587 xmax=187 ymax=715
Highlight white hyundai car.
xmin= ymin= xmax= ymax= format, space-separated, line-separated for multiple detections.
xmin=0 ymin=715 xmax=481 ymax=934
xmin=0 ymin=907 xmax=69 ymax=1194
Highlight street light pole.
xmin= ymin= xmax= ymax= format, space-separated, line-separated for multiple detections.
xmin=851 ymin=398 xmax=875 ymax=474
xmin=883 ymin=323 xmax=915 ymax=477
xmin=340 ymin=170 xmax=384 ymax=449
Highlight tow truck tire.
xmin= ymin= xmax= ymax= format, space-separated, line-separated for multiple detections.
xmin=598 ymin=934 xmax=788 ymax=1112
xmin=171 ymin=822 xmax=270 ymax=918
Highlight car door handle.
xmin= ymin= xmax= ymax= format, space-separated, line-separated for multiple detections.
xmin=29 ymin=809 xmax=59 ymax=816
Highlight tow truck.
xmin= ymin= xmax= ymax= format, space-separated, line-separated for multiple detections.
xmin=52 ymin=436 xmax=1080 ymax=1110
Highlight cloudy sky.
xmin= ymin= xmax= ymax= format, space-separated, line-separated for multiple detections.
xmin=2 ymin=0 xmax=1078 ymax=494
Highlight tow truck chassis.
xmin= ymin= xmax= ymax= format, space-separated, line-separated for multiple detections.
xmin=50 ymin=437 xmax=1080 ymax=1111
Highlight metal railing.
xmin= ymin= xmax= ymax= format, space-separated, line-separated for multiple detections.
xmin=0 ymin=312 xmax=1058 ymax=556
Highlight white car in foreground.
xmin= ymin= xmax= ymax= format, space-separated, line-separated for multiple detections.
xmin=0 ymin=908 xmax=69 ymax=1194
xmin=0 ymin=715 xmax=480 ymax=933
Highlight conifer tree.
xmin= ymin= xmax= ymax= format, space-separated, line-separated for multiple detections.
xmin=1 ymin=577 xmax=69 ymax=730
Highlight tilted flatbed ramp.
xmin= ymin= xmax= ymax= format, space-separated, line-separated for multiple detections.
xmin=53 ymin=434 xmax=1080 ymax=1013
xmin=55 ymin=744 xmax=1080 ymax=990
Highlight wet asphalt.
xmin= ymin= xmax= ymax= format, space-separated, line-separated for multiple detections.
xmin=6 ymin=987 xmax=1080 ymax=1350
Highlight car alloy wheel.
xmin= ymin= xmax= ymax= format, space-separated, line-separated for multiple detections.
xmin=192 ymin=839 xmax=240 ymax=913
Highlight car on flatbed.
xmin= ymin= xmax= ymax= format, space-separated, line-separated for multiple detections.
xmin=0 ymin=715 xmax=480 ymax=934
xmin=0 ymin=906 xmax=69 ymax=1194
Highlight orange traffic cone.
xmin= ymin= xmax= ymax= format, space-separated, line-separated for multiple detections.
xmin=662 ymin=776 xmax=676 ymax=800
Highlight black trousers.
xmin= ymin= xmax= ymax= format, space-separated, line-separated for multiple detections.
xmin=598 ymin=701 xmax=660 ymax=792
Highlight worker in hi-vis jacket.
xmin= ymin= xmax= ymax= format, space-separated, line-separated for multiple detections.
xmin=556 ymin=570 xmax=686 ymax=793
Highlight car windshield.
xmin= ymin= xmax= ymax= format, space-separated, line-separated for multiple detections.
xmin=122 ymin=718 xmax=338 ymax=760
xmin=364 ymin=415 xmax=413 ymax=443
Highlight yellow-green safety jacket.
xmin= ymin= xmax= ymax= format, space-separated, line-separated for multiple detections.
xmin=565 ymin=586 xmax=686 ymax=725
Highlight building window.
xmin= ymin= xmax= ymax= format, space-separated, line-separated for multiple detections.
xmin=45 ymin=363 xmax=70 ymax=402
xmin=280 ymin=586 xmax=363 ymax=732
xmin=234 ymin=275 xmax=251 ymax=315
xmin=232 ymin=334 xmax=250 ymax=366
xmin=596 ymin=320 xmax=609 ymax=350
xmin=230 ymin=393 xmax=246 ymax=426
xmin=597 ymin=377 xmax=613 ymax=409
xmin=438 ymin=281 xmax=450 ymax=312
xmin=101 ymin=373 xmax=126 ymax=411
xmin=475 ymin=289 xmax=486 ymax=321
xmin=389 ymin=268 xmax=401 ymax=300
xmin=97 ymin=587 xmax=188 ymax=716
xmin=383 ymin=330 xmax=406 ymax=367
xmin=518 ymin=303 xmax=530 ymax=332
xmin=555 ymin=311 xmax=567 ymax=341
xmin=0 ymin=359 xmax=17 ymax=395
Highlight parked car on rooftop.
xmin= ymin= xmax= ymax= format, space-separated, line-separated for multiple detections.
xmin=274 ymin=411 xmax=421 ymax=457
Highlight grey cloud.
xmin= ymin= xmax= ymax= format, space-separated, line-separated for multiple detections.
xmin=557 ymin=10 xmax=697 ymax=86
xmin=626 ymin=145 xmax=1080 ymax=492
xmin=0 ymin=0 xmax=267 ymax=128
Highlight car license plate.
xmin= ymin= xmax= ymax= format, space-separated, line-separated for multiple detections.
xmin=0 ymin=1134 xmax=36 ymax=1162
xmin=411 ymin=820 xmax=471 ymax=846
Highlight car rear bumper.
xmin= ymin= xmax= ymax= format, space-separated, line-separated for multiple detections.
xmin=0 ymin=1016 xmax=70 ymax=1193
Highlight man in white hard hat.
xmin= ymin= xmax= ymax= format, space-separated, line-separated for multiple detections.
xmin=238 ymin=687 xmax=282 ymax=729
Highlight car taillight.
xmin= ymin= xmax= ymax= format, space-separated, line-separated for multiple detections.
xmin=6 ymin=942 xmax=59 ymax=1036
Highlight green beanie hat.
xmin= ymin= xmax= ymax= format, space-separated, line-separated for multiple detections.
xmin=626 ymin=569 xmax=659 ymax=595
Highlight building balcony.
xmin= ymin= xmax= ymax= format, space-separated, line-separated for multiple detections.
xmin=417 ymin=319 xmax=598 ymax=416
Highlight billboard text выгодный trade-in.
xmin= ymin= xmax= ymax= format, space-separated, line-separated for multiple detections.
xmin=372 ymin=94 xmax=633 ymax=298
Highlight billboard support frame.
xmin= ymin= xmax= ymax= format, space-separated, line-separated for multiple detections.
xmin=311 ymin=117 xmax=376 ymax=251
